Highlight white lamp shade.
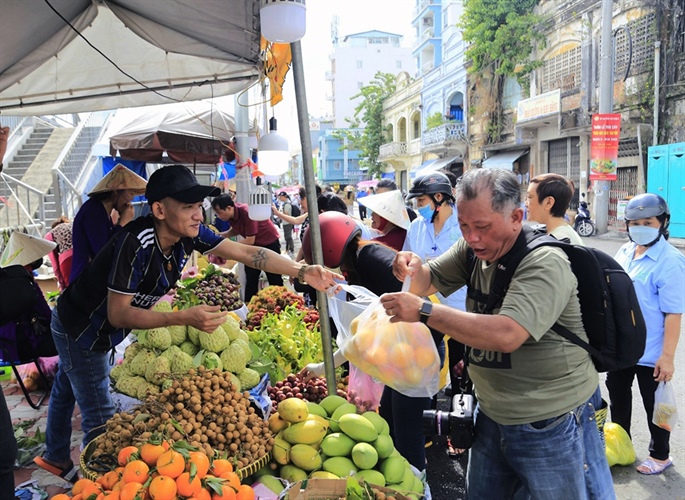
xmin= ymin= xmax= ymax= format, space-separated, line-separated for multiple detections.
xmin=258 ymin=129 xmax=289 ymax=176
xmin=248 ymin=183 xmax=273 ymax=221
xmin=260 ymin=0 xmax=306 ymax=43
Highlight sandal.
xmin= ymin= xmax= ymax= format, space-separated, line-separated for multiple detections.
xmin=636 ymin=456 xmax=673 ymax=475
xmin=33 ymin=456 xmax=80 ymax=484
xmin=446 ymin=440 xmax=465 ymax=458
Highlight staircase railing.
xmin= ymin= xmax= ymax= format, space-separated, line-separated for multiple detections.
xmin=51 ymin=111 xmax=112 ymax=219
xmin=0 ymin=172 xmax=46 ymax=233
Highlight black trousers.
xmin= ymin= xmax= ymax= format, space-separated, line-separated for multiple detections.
xmin=606 ymin=364 xmax=670 ymax=461
xmin=243 ymin=239 xmax=284 ymax=304
xmin=0 ymin=390 xmax=17 ymax=497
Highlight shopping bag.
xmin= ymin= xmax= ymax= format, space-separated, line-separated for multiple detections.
xmin=347 ymin=363 xmax=384 ymax=411
xmin=327 ymin=284 xmax=377 ymax=346
xmin=336 ymin=279 xmax=441 ymax=398
xmin=652 ymin=381 xmax=678 ymax=431
xmin=604 ymin=422 xmax=636 ymax=467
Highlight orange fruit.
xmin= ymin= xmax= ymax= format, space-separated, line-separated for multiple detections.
xmin=73 ymin=479 xmax=97 ymax=496
xmin=140 ymin=442 xmax=166 ymax=467
xmin=102 ymin=492 xmax=121 ymax=500
xmin=188 ymin=451 xmax=210 ymax=479
xmin=191 ymin=488 xmax=212 ymax=500
xmin=156 ymin=449 xmax=185 ymax=479
xmin=364 ymin=344 xmax=388 ymax=367
xmin=81 ymin=481 xmax=104 ymax=500
xmin=176 ymin=471 xmax=202 ymax=497
xmin=390 ymin=343 xmax=413 ymax=369
xmin=211 ymin=483 xmax=237 ymax=500
xmin=71 ymin=495 xmax=83 ymax=500
xmin=209 ymin=459 xmax=233 ymax=477
xmin=415 ymin=345 xmax=437 ymax=369
xmin=218 ymin=472 xmax=240 ymax=493
xmin=235 ymin=485 xmax=255 ymax=500
xmin=97 ymin=470 xmax=122 ymax=490
xmin=119 ymin=481 xmax=144 ymax=500
xmin=148 ymin=475 xmax=178 ymax=500
xmin=122 ymin=460 xmax=150 ymax=484
xmin=51 ymin=495 xmax=71 ymax=500
xmin=118 ymin=446 xmax=140 ymax=466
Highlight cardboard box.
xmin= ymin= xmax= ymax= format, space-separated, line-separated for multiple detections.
xmin=281 ymin=478 xmax=410 ymax=500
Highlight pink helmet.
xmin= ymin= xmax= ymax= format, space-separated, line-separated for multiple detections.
xmin=302 ymin=212 xmax=361 ymax=268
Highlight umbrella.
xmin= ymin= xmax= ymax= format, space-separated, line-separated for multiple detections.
xmin=357 ymin=180 xmax=379 ymax=189
xmin=109 ymin=102 xmax=236 ymax=164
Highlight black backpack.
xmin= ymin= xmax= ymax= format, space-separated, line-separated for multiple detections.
xmin=466 ymin=226 xmax=646 ymax=372
xmin=289 ymin=203 xmax=301 ymax=217
xmin=0 ymin=265 xmax=37 ymax=325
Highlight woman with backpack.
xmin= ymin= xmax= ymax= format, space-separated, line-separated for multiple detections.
xmin=607 ymin=193 xmax=685 ymax=475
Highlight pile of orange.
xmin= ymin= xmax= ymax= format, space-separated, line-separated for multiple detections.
xmin=53 ymin=440 xmax=256 ymax=500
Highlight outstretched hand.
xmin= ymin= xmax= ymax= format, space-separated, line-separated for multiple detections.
xmin=303 ymin=265 xmax=343 ymax=292
xmin=183 ymin=304 xmax=226 ymax=333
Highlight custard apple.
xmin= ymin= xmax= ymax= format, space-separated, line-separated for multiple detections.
xmin=170 ymin=351 xmax=193 ymax=374
xmin=219 ymin=343 xmax=248 ymax=373
xmin=152 ymin=300 xmax=173 ymax=312
xmin=201 ymin=351 xmax=223 ymax=371
xmin=231 ymin=339 xmax=252 ymax=361
xmin=124 ymin=341 xmax=143 ymax=361
xmin=146 ymin=327 xmax=172 ymax=350
xmin=221 ymin=316 xmax=241 ymax=340
xmin=237 ymin=368 xmax=261 ymax=390
xmin=169 ymin=325 xmax=187 ymax=345
xmin=179 ymin=341 xmax=199 ymax=357
xmin=145 ymin=356 xmax=171 ymax=385
xmin=130 ymin=349 xmax=157 ymax=376
xmin=109 ymin=363 xmax=131 ymax=382
xmin=116 ymin=375 xmax=147 ymax=398
xmin=199 ymin=327 xmax=230 ymax=353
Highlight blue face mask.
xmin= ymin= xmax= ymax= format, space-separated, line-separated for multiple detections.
xmin=628 ymin=225 xmax=660 ymax=246
xmin=418 ymin=204 xmax=435 ymax=222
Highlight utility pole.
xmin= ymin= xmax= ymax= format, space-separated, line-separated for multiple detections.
xmin=595 ymin=0 xmax=614 ymax=234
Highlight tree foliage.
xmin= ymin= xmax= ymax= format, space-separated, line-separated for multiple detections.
xmin=337 ymin=72 xmax=396 ymax=178
xmin=460 ymin=0 xmax=546 ymax=80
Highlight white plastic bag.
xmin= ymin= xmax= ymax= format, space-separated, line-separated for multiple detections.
xmin=332 ymin=280 xmax=441 ymax=398
xmin=652 ymin=381 xmax=678 ymax=431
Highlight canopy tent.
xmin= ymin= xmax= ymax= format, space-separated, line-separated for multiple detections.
xmin=482 ymin=150 xmax=528 ymax=170
xmin=0 ymin=0 xmax=261 ymax=115
xmin=109 ymin=102 xmax=236 ymax=164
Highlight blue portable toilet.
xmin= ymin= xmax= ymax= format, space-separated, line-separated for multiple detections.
xmin=647 ymin=145 xmax=669 ymax=196
xmin=667 ymin=143 xmax=685 ymax=238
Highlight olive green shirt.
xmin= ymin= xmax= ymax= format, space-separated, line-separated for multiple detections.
xmin=427 ymin=238 xmax=598 ymax=425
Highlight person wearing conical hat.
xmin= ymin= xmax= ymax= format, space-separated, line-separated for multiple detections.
xmin=358 ymin=189 xmax=410 ymax=251
xmin=0 ymin=231 xmax=57 ymax=270
xmin=70 ymin=164 xmax=147 ymax=281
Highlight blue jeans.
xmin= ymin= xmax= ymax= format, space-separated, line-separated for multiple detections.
xmin=44 ymin=309 xmax=114 ymax=463
xmin=467 ymin=387 xmax=615 ymax=500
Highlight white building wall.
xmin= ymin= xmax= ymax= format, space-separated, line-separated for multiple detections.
xmin=332 ymin=35 xmax=414 ymax=128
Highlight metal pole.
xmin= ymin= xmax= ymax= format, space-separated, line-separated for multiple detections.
xmin=291 ymin=40 xmax=337 ymax=396
xmin=653 ymin=41 xmax=661 ymax=146
xmin=234 ymin=93 xmax=252 ymax=205
xmin=595 ymin=0 xmax=614 ymax=234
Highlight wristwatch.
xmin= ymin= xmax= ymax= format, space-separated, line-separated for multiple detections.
xmin=297 ymin=264 xmax=308 ymax=284
xmin=419 ymin=300 xmax=432 ymax=324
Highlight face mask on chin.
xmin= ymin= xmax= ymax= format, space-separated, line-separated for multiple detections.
xmin=418 ymin=204 xmax=435 ymax=222
xmin=628 ymin=225 xmax=660 ymax=246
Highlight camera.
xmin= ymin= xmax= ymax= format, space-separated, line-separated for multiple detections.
xmin=422 ymin=394 xmax=475 ymax=450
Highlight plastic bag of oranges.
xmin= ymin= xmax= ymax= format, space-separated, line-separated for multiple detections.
xmin=330 ymin=283 xmax=441 ymax=398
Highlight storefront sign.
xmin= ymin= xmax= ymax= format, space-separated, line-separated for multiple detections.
xmin=590 ymin=113 xmax=621 ymax=181
xmin=516 ymin=89 xmax=561 ymax=123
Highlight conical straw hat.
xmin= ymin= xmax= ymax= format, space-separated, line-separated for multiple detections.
xmin=358 ymin=189 xmax=410 ymax=230
xmin=0 ymin=232 xmax=57 ymax=268
xmin=89 ymin=164 xmax=147 ymax=196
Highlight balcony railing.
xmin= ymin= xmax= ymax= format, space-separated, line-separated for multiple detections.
xmin=422 ymin=122 xmax=468 ymax=148
xmin=379 ymin=141 xmax=408 ymax=159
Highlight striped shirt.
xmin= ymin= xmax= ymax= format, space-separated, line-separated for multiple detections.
xmin=57 ymin=215 xmax=222 ymax=351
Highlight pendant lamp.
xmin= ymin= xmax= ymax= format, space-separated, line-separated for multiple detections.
xmin=257 ymin=117 xmax=289 ymax=176
xmin=260 ymin=0 xmax=306 ymax=43
xmin=248 ymin=177 xmax=273 ymax=221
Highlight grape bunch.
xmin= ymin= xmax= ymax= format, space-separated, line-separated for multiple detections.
xmin=174 ymin=271 xmax=244 ymax=312
xmin=267 ymin=373 xmax=329 ymax=409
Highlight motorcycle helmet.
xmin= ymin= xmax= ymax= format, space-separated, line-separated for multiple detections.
xmin=406 ymin=171 xmax=453 ymax=201
xmin=624 ymin=193 xmax=670 ymax=245
xmin=302 ymin=211 xmax=361 ymax=268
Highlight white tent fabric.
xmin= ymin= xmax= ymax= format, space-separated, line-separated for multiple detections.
xmin=0 ymin=0 xmax=261 ymax=115
xmin=412 ymin=155 xmax=461 ymax=178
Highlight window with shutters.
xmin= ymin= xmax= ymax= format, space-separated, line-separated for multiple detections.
xmin=613 ymin=12 xmax=656 ymax=78
xmin=548 ymin=137 xmax=581 ymax=209
xmin=542 ymin=46 xmax=581 ymax=93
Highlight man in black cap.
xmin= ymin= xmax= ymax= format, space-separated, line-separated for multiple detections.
xmin=277 ymin=191 xmax=295 ymax=255
xmin=36 ymin=165 xmax=341 ymax=483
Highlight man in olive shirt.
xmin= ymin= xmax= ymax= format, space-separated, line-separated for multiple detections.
xmin=381 ymin=168 xmax=614 ymax=499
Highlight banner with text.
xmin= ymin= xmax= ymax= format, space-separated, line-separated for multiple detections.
xmin=590 ymin=113 xmax=621 ymax=181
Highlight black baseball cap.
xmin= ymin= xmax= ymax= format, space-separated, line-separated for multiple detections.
xmin=277 ymin=191 xmax=290 ymax=198
xmin=146 ymin=165 xmax=220 ymax=204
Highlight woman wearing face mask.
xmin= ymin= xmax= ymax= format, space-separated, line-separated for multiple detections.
xmin=607 ymin=193 xmax=685 ymax=475
xmin=401 ymin=172 xmax=469 ymax=458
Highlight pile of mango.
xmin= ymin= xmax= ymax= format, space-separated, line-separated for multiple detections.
xmin=265 ymin=395 xmax=424 ymax=499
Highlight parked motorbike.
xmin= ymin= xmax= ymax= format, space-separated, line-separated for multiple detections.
xmin=574 ymin=195 xmax=595 ymax=237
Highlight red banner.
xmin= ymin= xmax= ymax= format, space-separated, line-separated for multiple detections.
xmin=590 ymin=113 xmax=621 ymax=181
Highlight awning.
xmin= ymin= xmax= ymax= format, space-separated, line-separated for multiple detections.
xmin=412 ymin=155 xmax=461 ymax=178
xmin=482 ymin=150 xmax=528 ymax=170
